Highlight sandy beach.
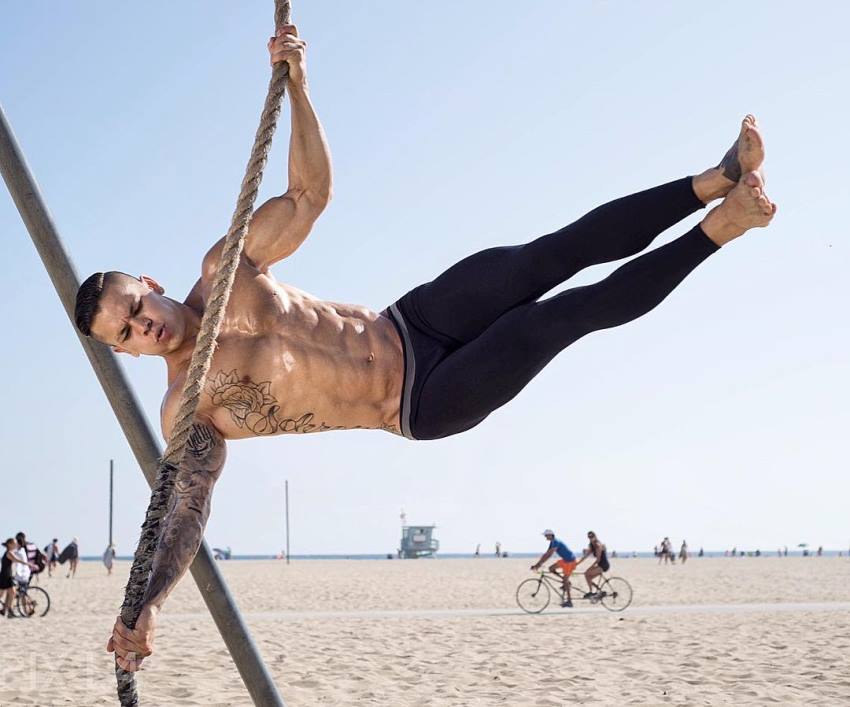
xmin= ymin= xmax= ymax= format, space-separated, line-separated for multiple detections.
xmin=2 ymin=557 xmax=849 ymax=706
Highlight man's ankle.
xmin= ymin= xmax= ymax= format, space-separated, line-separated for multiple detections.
xmin=701 ymin=205 xmax=743 ymax=246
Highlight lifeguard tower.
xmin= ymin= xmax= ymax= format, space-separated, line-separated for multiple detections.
xmin=398 ymin=511 xmax=439 ymax=559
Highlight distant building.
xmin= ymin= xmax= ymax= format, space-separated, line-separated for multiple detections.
xmin=399 ymin=524 xmax=439 ymax=559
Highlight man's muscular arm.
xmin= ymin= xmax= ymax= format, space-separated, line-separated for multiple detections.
xmin=207 ymin=24 xmax=332 ymax=274
xmin=143 ymin=421 xmax=226 ymax=607
xmin=107 ymin=419 xmax=226 ymax=672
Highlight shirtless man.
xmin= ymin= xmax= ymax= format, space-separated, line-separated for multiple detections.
xmin=75 ymin=27 xmax=776 ymax=670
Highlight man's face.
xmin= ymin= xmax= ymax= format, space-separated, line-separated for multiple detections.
xmin=545 ymin=534 xmax=554 ymax=543
xmin=89 ymin=274 xmax=186 ymax=357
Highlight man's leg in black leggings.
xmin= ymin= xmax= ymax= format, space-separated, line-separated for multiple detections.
xmin=413 ymin=225 xmax=718 ymax=439
xmin=410 ymin=177 xmax=705 ymax=344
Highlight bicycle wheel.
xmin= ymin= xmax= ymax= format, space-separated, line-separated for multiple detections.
xmin=18 ymin=587 xmax=50 ymax=617
xmin=516 ymin=577 xmax=551 ymax=614
xmin=598 ymin=577 xmax=632 ymax=612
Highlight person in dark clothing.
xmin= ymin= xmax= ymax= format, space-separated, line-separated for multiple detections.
xmin=1 ymin=538 xmax=31 ymax=617
xmin=579 ymin=530 xmax=610 ymax=596
xmin=58 ymin=538 xmax=79 ymax=579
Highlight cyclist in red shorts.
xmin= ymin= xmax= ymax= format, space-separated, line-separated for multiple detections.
xmin=531 ymin=530 xmax=578 ymax=607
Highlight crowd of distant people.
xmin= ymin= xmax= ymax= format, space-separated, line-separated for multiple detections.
xmin=654 ymin=537 xmax=696 ymax=564
xmin=653 ymin=539 xmax=840 ymax=562
xmin=473 ymin=542 xmax=511 ymax=558
xmin=1 ymin=533 xmax=81 ymax=617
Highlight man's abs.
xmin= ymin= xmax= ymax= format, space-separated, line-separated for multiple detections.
xmin=163 ymin=276 xmax=404 ymax=439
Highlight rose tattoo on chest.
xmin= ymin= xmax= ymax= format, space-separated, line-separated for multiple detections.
xmin=206 ymin=369 xmax=346 ymax=434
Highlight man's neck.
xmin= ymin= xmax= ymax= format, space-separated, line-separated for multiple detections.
xmin=163 ymin=302 xmax=202 ymax=382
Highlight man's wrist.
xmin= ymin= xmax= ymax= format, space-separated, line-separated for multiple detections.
xmin=142 ymin=601 xmax=161 ymax=616
xmin=287 ymin=78 xmax=309 ymax=97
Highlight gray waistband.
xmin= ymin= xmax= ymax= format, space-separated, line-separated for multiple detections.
xmin=388 ymin=303 xmax=417 ymax=440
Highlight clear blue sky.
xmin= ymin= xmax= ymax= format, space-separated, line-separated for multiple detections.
xmin=2 ymin=2 xmax=848 ymax=557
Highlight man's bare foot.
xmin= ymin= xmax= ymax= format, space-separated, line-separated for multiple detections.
xmin=692 ymin=115 xmax=765 ymax=203
xmin=700 ymin=171 xmax=777 ymax=246
xmin=719 ymin=114 xmax=764 ymax=181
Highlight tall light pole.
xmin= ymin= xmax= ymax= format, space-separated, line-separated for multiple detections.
xmin=108 ymin=459 xmax=114 ymax=547
xmin=284 ymin=480 xmax=290 ymax=565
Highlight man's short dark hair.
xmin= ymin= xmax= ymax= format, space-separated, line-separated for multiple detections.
xmin=75 ymin=271 xmax=132 ymax=337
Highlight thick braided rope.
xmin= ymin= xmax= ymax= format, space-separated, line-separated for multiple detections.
xmin=115 ymin=3 xmax=291 ymax=705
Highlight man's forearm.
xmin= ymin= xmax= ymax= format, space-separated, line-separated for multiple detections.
xmin=287 ymin=81 xmax=332 ymax=201
xmin=140 ymin=490 xmax=208 ymax=611
xmin=142 ymin=423 xmax=225 ymax=611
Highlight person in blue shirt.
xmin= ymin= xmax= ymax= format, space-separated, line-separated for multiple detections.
xmin=531 ymin=529 xmax=578 ymax=607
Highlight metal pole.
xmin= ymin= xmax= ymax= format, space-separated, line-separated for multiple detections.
xmin=0 ymin=104 xmax=285 ymax=707
xmin=109 ymin=459 xmax=114 ymax=547
xmin=284 ymin=480 xmax=290 ymax=565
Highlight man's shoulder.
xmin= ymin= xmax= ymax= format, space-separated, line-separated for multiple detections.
xmin=160 ymin=371 xmax=226 ymax=442
xmin=201 ymin=239 xmax=266 ymax=282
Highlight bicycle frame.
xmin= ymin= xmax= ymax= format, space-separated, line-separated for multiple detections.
xmin=534 ymin=570 xmax=605 ymax=601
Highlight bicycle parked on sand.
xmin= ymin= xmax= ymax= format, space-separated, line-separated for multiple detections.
xmin=0 ymin=579 xmax=51 ymax=618
xmin=516 ymin=570 xmax=632 ymax=614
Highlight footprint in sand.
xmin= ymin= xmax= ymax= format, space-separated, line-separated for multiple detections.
xmin=290 ymin=679 xmax=320 ymax=688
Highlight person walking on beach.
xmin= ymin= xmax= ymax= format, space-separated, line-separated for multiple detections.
xmin=44 ymin=538 xmax=60 ymax=577
xmin=679 ymin=540 xmax=689 ymax=564
xmin=495 ymin=542 xmax=502 ymax=558
xmin=103 ymin=543 xmax=117 ymax=576
xmin=474 ymin=544 xmax=480 ymax=558
xmin=531 ymin=530 xmax=577 ymax=607
xmin=659 ymin=537 xmax=673 ymax=564
xmin=578 ymin=530 xmax=610 ymax=597
xmin=59 ymin=538 xmax=79 ymax=578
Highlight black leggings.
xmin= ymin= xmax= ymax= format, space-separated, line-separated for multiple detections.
xmin=390 ymin=177 xmax=717 ymax=440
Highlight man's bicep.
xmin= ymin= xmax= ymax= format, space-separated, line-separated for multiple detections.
xmin=243 ymin=190 xmax=323 ymax=269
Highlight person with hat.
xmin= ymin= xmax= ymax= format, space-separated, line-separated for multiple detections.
xmin=531 ymin=530 xmax=577 ymax=607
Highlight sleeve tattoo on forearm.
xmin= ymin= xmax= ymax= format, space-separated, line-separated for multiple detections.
xmin=143 ymin=422 xmax=225 ymax=607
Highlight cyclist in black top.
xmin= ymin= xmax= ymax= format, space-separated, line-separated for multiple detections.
xmin=578 ymin=531 xmax=610 ymax=598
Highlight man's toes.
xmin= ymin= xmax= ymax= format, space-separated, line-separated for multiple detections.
xmin=750 ymin=186 xmax=762 ymax=198
xmin=757 ymin=195 xmax=771 ymax=212
xmin=743 ymin=171 xmax=763 ymax=188
xmin=745 ymin=125 xmax=764 ymax=147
